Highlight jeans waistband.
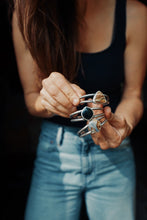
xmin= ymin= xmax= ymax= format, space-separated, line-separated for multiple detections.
xmin=41 ymin=119 xmax=131 ymax=150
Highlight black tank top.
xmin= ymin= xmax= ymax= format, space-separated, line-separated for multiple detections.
xmin=48 ymin=0 xmax=126 ymax=127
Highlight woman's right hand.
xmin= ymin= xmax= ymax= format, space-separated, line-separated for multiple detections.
xmin=40 ymin=72 xmax=86 ymax=118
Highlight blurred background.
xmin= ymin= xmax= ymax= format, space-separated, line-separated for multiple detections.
xmin=1 ymin=0 xmax=147 ymax=219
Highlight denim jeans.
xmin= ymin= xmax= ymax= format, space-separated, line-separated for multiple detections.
xmin=25 ymin=120 xmax=136 ymax=220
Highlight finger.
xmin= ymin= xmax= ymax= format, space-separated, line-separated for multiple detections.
xmin=104 ymin=107 xmax=125 ymax=128
xmin=50 ymin=72 xmax=80 ymax=106
xmin=91 ymin=131 xmax=110 ymax=150
xmin=41 ymin=99 xmax=69 ymax=118
xmin=88 ymin=103 xmax=104 ymax=116
xmin=40 ymin=88 xmax=77 ymax=115
xmin=104 ymin=107 xmax=117 ymax=126
xmin=88 ymin=102 xmax=103 ymax=109
xmin=71 ymin=84 xmax=86 ymax=105
xmin=101 ymin=122 xmax=122 ymax=148
xmin=102 ymin=108 xmax=127 ymax=146
xmin=43 ymin=79 xmax=78 ymax=110
xmin=103 ymin=106 xmax=112 ymax=120
xmin=70 ymin=84 xmax=86 ymax=97
xmin=89 ymin=104 xmax=120 ymax=148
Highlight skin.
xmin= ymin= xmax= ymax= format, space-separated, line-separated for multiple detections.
xmin=12 ymin=0 xmax=147 ymax=150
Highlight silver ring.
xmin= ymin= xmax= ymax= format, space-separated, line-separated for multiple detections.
xmin=80 ymin=91 xmax=109 ymax=105
xmin=78 ymin=118 xmax=107 ymax=137
xmin=70 ymin=113 xmax=104 ymax=122
xmin=70 ymin=106 xmax=104 ymax=122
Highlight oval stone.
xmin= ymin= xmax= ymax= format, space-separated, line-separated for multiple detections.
xmin=82 ymin=107 xmax=93 ymax=120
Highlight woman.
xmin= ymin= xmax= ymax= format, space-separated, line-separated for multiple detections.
xmin=12 ymin=0 xmax=147 ymax=219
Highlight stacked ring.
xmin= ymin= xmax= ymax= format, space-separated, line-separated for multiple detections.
xmin=80 ymin=90 xmax=109 ymax=105
xmin=78 ymin=118 xmax=107 ymax=137
xmin=70 ymin=106 xmax=104 ymax=122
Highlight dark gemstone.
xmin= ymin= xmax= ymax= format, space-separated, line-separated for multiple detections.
xmin=82 ymin=107 xmax=93 ymax=120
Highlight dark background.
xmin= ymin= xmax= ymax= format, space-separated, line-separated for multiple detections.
xmin=1 ymin=0 xmax=147 ymax=219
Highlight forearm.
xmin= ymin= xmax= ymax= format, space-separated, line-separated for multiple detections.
xmin=24 ymin=92 xmax=54 ymax=118
xmin=115 ymin=96 xmax=144 ymax=135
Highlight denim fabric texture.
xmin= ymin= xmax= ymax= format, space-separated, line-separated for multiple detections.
xmin=25 ymin=120 xmax=136 ymax=220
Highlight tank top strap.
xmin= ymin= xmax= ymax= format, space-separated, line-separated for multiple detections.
xmin=112 ymin=0 xmax=127 ymax=46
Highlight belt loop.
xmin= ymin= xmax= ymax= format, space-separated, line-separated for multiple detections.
xmin=56 ymin=126 xmax=64 ymax=147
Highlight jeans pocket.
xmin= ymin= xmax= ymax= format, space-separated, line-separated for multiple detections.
xmin=37 ymin=124 xmax=64 ymax=153
xmin=56 ymin=126 xmax=64 ymax=147
xmin=37 ymin=136 xmax=57 ymax=153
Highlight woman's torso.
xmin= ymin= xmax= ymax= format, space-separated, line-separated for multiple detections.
xmin=49 ymin=0 xmax=127 ymax=126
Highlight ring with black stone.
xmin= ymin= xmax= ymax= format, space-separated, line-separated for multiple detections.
xmin=78 ymin=118 xmax=107 ymax=137
xmin=70 ymin=106 xmax=104 ymax=122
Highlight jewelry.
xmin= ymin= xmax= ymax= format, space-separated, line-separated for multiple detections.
xmin=78 ymin=118 xmax=107 ymax=137
xmin=80 ymin=90 xmax=109 ymax=105
xmin=70 ymin=106 xmax=104 ymax=122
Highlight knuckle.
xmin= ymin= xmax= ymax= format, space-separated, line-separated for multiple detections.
xmin=71 ymin=84 xmax=86 ymax=97
xmin=48 ymin=85 xmax=58 ymax=97
xmin=61 ymin=90 xmax=74 ymax=102
xmin=110 ymin=139 xmax=121 ymax=148
xmin=70 ymin=83 xmax=79 ymax=90
xmin=111 ymin=144 xmax=118 ymax=149
xmin=100 ymin=143 xmax=109 ymax=150
xmin=64 ymin=100 xmax=72 ymax=108
xmin=57 ymin=79 xmax=66 ymax=89
xmin=120 ymin=117 xmax=126 ymax=127
xmin=42 ymin=78 xmax=50 ymax=89
xmin=50 ymin=72 xmax=57 ymax=79
xmin=42 ymin=78 xmax=47 ymax=87
xmin=50 ymin=72 xmax=64 ymax=80
xmin=66 ymin=90 xmax=74 ymax=98
xmin=67 ymin=90 xmax=78 ymax=102
xmin=64 ymin=87 xmax=76 ymax=100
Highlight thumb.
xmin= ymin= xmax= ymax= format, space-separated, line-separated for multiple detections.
xmin=88 ymin=103 xmax=104 ymax=115
xmin=104 ymin=107 xmax=123 ymax=127
xmin=104 ymin=106 xmax=113 ymax=120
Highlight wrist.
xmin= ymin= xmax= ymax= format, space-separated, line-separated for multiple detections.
xmin=25 ymin=93 xmax=55 ymax=118
xmin=126 ymin=121 xmax=133 ymax=136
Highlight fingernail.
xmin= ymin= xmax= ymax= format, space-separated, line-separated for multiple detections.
xmin=73 ymin=98 xmax=79 ymax=105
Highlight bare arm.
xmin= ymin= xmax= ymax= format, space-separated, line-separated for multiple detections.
xmin=91 ymin=1 xmax=147 ymax=149
xmin=12 ymin=12 xmax=85 ymax=118
xmin=12 ymin=12 xmax=51 ymax=117
xmin=115 ymin=0 xmax=147 ymax=130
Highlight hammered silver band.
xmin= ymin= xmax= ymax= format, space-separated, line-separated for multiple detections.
xmin=80 ymin=91 xmax=109 ymax=105
xmin=78 ymin=119 xmax=107 ymax=137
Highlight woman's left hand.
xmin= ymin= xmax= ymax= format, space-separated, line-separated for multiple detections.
xmin=89 ymin=103 xmax=132 ymax=150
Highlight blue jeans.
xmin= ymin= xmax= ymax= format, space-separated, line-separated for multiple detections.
xmin=25 ymin=120 xmax=136 ymax=220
